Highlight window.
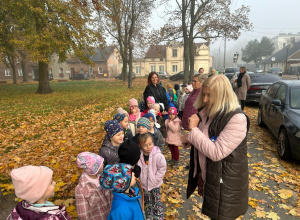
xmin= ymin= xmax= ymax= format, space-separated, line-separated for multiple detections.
xmin=98 ymin=67 xmax=103 ymax=74
xmin=80 ymin=68 xmax=84 ymax=74
xmin=136 ymin=66 xmax=141 ymax=74
xmin=89 ymin=67 xmax=93 ymax=74
xmin=5 ymin=69 xmax=11 ymax=76
xmin=274 ymin=85 xmax=286 ymax=103
xmin=59 ymin=68 xmax=63 ymax=74
xmin=151 ymin=65 xmax=156 ymax=72
xmin=159 ymin=65 xmax=164 ymax=72
xmin=172 ymin=49 xmax=177 ymax=57
xmin=266 ymin=83 xmax=281 ymax=98
xmin=18 ymin=69 xmax=23 ymax=76
xmin=172 ymin=65 xmax=177 ymax=73
xmin=49 ymin=68 xmax=53 ymax=75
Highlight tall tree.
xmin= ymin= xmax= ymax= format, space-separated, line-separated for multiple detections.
xmin=97 ymin=0 xmax=154 ymax=88
xmin=1 ymin=0 xmax=103 ymax=93
xmin=241 ymin=36 xmax=275 ymax=64
xmin=154 ymin=0 xmax=252 ymax=83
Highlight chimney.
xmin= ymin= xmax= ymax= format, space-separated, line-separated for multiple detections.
xmin=290 ymin=37 xmax=295 ymax=48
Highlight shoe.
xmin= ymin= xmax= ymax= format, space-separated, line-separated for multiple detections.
xmin=168 ymin=159 xmax=174 ymax=163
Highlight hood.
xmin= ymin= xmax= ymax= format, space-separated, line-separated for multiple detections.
xmin=173 ymin=117 xmax=181 ymax=123
xmin=112 ymin=187 xmax=141 ymax=201
xmin=151 ymin=146 xmax=161 ymax=155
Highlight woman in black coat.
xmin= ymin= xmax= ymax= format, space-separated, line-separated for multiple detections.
xmin=143 ymin=72 xmax=169 ymax=114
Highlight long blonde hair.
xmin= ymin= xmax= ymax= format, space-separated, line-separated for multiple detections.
xmin=194 ymin=74 xmax=240 ymax=118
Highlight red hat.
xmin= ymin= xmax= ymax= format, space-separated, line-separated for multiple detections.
xmin=168 ymin=107 xmax=177 ymax=115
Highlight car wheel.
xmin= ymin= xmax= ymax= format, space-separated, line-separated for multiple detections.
xmin=278 ymin=128 xmax=291 ymax=160
xmin=257 ymin=107 xmax=265 ymax=127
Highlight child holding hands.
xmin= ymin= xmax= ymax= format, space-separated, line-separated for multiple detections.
xmin=75 ymin=152 xmax=113 ymax=220
xmin=137 ymin=133 xmax=167 ymax=220
xmin=165 ymin=107 xmax=182 ymax=165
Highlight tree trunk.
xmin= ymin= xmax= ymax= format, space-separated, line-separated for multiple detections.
xmin=182 ymin=0 xmax=190 ymax=84
xmin=36 ymin=61 xmax=53 ymax=94
xmin=21 ymin=60 xmax=27 ymax=82
xmin=189 ymin=0 xmax=196 ymax=81
xmin=12 ymin=63 xmax=17 ymax=85
xmin=122 ymin=58 xmax=127 ymax=81
xmin=128 ymin=46 xmax=133 ymax=88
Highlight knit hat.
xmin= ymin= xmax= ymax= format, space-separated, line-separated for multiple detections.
xmin=76 ymin=152 xmax=104 ymax=175
xmin=174 ymin=84 xmax=180 ymax=90
xmin=113 ymin=113 xmax=126 ymax=123
xmin=104 ymin=120 xmax=123 ymax=139
xmin=117 ymin=107 xmax=129 ymax=117
xmin=146 ymin=96 xmax=155 ymax=104
xmin=169 ymin=91 xmax=174 ymax=99
xmin=167 ymin=88 xmax=174 ymax=94
xmin=129 ymin=98 xmax=138 ymax=108
xmin=118 ymin=139 xmax=140 ymax=165
xmin=137 ymin=117 xmax=150 ymax=130
xmin=100 ymin=163 xmax=132 ymax=193
xmin=186 ymin=85 xmax=193 ymax=92
xmin=11 ymin=166 xmax=53 ymax=203
xmin=143 ymin=113 xmax=155 ymax=122
xmin=168 ymin=107 xmax=177 ymax=115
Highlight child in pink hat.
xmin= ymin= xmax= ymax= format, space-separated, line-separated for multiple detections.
xmin=7 ymin=165 xmax=72 ymax=220
xmin=141 ymin=96 xmax=155 ymax=117
xmin=128 ymin=98 xmax=141 ymax=128
xmin=75 ymin=152 xmax=113 ymax=220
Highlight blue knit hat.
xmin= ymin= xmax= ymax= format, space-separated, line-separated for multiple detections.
xmin=113 ymin=113 xmax=126 ymax=123
xmin=104 ymin=120 xmax=123 ymax=139
xmin=100 ymin=163 xmax=132 ymax=193
xmin=143 ymin=113 xmax=155 ymax=122
xmin=137 ymin=117 xmax=150 ymax=130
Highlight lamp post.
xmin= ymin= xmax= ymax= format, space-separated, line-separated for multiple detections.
xmin=233 ymin=52 xmax=239 ymax=68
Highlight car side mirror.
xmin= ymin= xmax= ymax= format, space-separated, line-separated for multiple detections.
xmin=271 ymin=99 xmax=282 ymax=106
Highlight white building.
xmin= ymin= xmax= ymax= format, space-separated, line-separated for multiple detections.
xmin=271 ymin=33 xmax=300 ymax=53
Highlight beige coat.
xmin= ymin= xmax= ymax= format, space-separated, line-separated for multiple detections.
xmin=236 ymin=73 xmax=251 ymax=100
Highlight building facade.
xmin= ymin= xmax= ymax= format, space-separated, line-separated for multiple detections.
xmin=271 ymin=33 xmax=300 ymax=53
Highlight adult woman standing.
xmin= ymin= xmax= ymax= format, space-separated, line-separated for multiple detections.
xmin=143 ymin=72 xmax=169 ymax=114
xmin=181 ymin=75 xmax=249 ymax=220
xmin=181 ymin=74 xmax=206 ymax=130
xmin=236 ymin=66 xmax=251 ymax=110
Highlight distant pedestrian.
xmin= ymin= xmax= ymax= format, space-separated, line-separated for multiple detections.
xmin=198 ymin=68 xmax=204 ymax=74
xmin=235 ymin=66 xmax=251 ymax=110
xmin=208 ymin=68 xmax=216 ymax=77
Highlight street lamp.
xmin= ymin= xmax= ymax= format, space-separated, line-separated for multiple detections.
xmin=233 ymin=52 xmax=239 ymax=68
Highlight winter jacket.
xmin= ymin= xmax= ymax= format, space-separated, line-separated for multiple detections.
xmin=124 ymin=128 xmax=133 ymax=142
xmin=165 ymin=117 xmax=182 ymax=146
xmin=98 ymin=135 xmax=120 ymax=166
xmin=7 ymin=200 xmax=71 ymax=220
xmin=75 ymin=172 xmax=113 ymax=220
xmin=132 ymin=133 xmax=158 ymax=147
xmin=143 ymin=84 xmax=169 ymax=112
xmin=152 ymin=127 xmax=165 ymax=152
xmin=137 ymin=146 xmax=167 ymax=191
xmin=186 ymin=107 xmax=249 ymax=220
xmin=179 ymin=93 xmax=189 ymax=111
xmin=182 ymin=87 xmax=201 ymax=130
xmin=108 ymin=187 xmax=144 ymax=220
xmin=235 ymin=73 xmax=251 ymax=100
xmin=129 ymin=122 xmax=136 ymax=136
xmin=157 ymin=115 xmax=166 ymax=138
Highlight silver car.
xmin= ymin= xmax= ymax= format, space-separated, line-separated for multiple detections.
xmin=157 ymin=71 xmax=169 ymax=79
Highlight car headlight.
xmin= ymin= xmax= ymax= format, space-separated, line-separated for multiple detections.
xmin=296 ymin=131 xmax=300 ymax=139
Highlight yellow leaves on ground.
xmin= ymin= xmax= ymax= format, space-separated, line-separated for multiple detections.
xmin=278 ymin=189 xmax=293 ymax=199
xmin=54 ymin=181 xmax=67 ymax=192
xmin=266 ymin=211 xmax=280 ymax=220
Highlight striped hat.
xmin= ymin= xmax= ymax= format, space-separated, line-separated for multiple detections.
xmin=137 ymin=117 xmax=150 ymax=130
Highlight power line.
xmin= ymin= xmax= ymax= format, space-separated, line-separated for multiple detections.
xmin=254 ymin=27 xmax=300 ymax=30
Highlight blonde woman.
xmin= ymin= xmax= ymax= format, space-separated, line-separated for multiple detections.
xmin=236 ymin=66 xmax=251 ymax=110
xmin=181 ymin=75 xmax=249 ymax=220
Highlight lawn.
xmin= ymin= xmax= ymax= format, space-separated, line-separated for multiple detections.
xmin=0 ymin=79 xmax=146 ymax=217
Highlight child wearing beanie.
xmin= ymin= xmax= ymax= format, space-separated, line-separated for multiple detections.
xmin=128 ymin=98 xmax=141 ymax=126
xmin=7 ymin=165 xmax=72 ymax=220
xmin=98 ymin=120 xmax=124 ymax=166
xmin=113 ymin=113 xmax=133 ymax=141
xmin=100 ymin=163 xmax=145 ymax=220
xmin=165 ymin=107 xmax=182 ymax=166
xmin=116 ymin=107 xmax=136 ymax=136
xmin=144 ymin=112 xmax=165 ymax=152
xmin=141 ymin=96 xmax=155 ymax=117
xmin=137 ymin=133 xmax=166 ymax=220
xmin=150 ymin=104 xmax=167 ymax=138
xmin=132 ymin=117 xmax=158 ymax=147
xmin=75 ymin=152 xmax=113 ymax=220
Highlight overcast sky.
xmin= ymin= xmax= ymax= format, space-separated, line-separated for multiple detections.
xmin=150 ymin=0 xmax=300 ymax=68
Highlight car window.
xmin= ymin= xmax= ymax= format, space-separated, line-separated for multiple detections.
xmin=266 ymin=83 xmax=281 ymax=98
xmin=274 ymin=85 xmax=286 ymax=103
xmin=250 ymin=74 xmax=281 ymax=83
xmin=290 ymin=87 xmax=300 ymax=109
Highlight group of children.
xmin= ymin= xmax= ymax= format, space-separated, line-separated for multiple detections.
xmin=7 ymin=82 xmax=195 ymax=220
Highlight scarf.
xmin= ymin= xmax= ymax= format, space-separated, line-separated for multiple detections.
xmin=237 ymin=71 xmax=246 ymax=88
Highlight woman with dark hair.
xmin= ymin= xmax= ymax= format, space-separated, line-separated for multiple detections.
xmin=143 ymin=72 xmax=169 ymax=113
xmin=236 ymin=66 xmax=251 ymax=110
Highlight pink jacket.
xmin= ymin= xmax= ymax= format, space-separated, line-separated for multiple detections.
xmin=165 ymin=117 xmax=182 ymax=146
xmin=137 ymin=146 xmax=167 ymax=191
xmin=75 ymin=173 xmax=113 ymax=220
xmin=186 ymin=107 xmax=247 ymax=181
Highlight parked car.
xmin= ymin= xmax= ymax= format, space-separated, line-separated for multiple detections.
xmin=255 ymin=68 xmax=263 ymax=73
xmin=246 ymin=73 xmax=281 ymax=103
xmin=70 ymin=73 xmax=90 ymax=80
xmin=157 ymin=71 xmax=169 ymax=79
xmin=224 ymin=67 xmax=239 ymax=80
xmin=115 ymin=72 xmax=136 ymax=80
xmin=257 ymin=80 xmax=300 ymax=160
xmin=34 ymin=74 xmax=53 ymax=81
xmin=268 ymin=67 xmax=282 ymax=75
xmin=169 ymin=70 xmax=198 ymax=81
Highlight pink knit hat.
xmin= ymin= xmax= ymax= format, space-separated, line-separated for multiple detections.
xmin=11 ymin=166 xmax=53 ymax=203
xmin=117 ymin=107 xmax=129 ymax=117
xmin=146 ymin=96 xmax=155 ymax=104
xmin=129 ymin=98 xmax=138 ymax=108
xmin=76 ymin=152 xmax=104 ymax=175
xmin=186 ymin=85 xmax=193 ymax=92
xmin=168 ymin=107 xmax=177 ymax=115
